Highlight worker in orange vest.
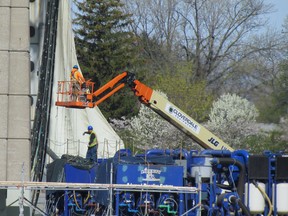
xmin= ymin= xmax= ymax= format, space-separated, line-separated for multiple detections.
xmin=70 ymin=65 xmax=85 ymax=101
xmin=70 ymin=65 xmax=85 ymax=84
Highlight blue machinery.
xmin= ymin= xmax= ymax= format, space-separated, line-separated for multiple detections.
xmin=46 ymin=149 xmax=288 ymax=216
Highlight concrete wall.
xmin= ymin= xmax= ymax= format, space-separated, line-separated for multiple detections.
xmin=0 ymin=0 xmax=30 ymax=181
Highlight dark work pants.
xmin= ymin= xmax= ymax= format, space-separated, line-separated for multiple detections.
xmin=86 ymin=145 xmax=97 ymax=163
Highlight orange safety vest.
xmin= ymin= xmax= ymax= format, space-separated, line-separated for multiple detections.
xmin=70 ymin=68 xmax=85 ymax=84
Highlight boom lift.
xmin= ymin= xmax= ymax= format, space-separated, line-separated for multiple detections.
xmin=56 ymin=71 xmax=233 ymax=151
xmin=55 ymin=72 xmax=288 ymax=216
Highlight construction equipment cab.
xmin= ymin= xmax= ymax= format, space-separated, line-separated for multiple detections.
xmin=56 ymin=71 xmax=233 ymax=151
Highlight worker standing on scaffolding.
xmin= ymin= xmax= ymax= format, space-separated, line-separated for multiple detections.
xmin=83 ymin=125 xmax=98 ymax=163
xmin=70 ymin=65 xmax=85 ymax=101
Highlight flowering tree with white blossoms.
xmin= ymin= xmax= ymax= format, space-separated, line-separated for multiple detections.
xmin=206 ymin=93 xmax=259 ymax=148
xmin=128 ymin=105 xmax=180 ymax=150
xmin=110 ymin=91 xmax=193 ymax=151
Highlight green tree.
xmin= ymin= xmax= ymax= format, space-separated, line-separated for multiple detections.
xmin=257 ymin=61 xmax=288 ymax=123
xmin=152 ymin=62 xmax=214 ymax=122
xmin=241 ymin=117 xmax=288 ymax=153
xmin=241 ymin=131 xmax=287 ymax=154
xmin=73 ymin=0 xmax=139 ymax=119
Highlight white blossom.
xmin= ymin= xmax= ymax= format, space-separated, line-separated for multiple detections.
xmin=110 ymin=91 xmax=191 ymax=150
xmin=207 ymin=93 xmax=259 ymax=148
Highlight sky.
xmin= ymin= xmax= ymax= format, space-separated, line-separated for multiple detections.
xmin=266 ymin=0 xmax=288 ymax=30
xmin=71 ymin=1 xmax=288 ymax=31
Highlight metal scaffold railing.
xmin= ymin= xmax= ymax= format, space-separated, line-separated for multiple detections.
xmin=0 ymin=180 xmax=201 ymax=216
xmin=0 ymin=181 xmax=199 ymax=194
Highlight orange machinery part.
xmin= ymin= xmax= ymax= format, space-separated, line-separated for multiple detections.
xmin=56 ymin=71 xmax=154 ymax=108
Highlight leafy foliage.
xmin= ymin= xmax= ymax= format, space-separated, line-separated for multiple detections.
xmin=152 ymin=63 xmax=214 ymax=122
xmin=257 ymin=61 xmax=288 ymax=123
xmin=207 ymin=93 xmax=259 ymax=148
xmin=245 ymin=113 xmax=288 ymax=154
xmin=241 ymin=131 xmax=287 ymax=154
xmin=73 ymin=0 xmax=139 ymax=119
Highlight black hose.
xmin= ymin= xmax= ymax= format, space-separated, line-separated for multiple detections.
xmin=212 ymin=158 xmax=245 ymax=199
xmin=213 ymin=158 xmax=251 ymax=216
xmin=230 ymin=196 xmax=251 ymax=216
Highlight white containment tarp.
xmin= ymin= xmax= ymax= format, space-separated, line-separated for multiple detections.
xmin=48 ymin=1 xmax=124 ymax=160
